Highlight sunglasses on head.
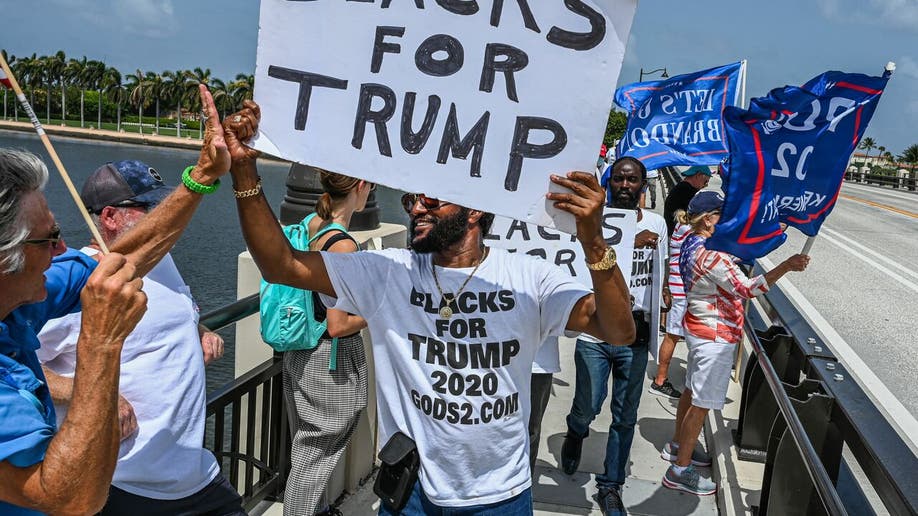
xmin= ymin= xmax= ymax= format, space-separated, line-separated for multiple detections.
xmin=23 ymin=223 xmax=63 ymax=247
xmin=400 ymin=193 xmax=452 ymax=213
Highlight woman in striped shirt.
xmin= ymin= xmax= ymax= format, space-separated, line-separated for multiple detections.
xmin=662 ymin=190 xmax=810 ymax=496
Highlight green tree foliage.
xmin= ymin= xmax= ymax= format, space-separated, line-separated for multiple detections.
xmin=603 ymin=109 xmax=628 ymax=146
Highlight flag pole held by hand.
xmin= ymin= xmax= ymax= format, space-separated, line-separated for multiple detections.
xmin=0 ymin=53 xmax=109 ymax=253
xmin=801 ymin=236 xmax=816 ymax=256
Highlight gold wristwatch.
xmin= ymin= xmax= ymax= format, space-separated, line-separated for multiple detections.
xmin=585 ymin=246 xmax=617 ymax=271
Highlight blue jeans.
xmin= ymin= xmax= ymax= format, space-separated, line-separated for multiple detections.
xmin=378 ymin=481 xmax=532 ymax=516
xmin=565 ymin=319 xmax=650 ymax=489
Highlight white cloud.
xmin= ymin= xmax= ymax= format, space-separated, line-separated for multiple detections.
xmin=817 ymin=0 xmax=918 ymax=31
xmin=113 ymin=0 xmax=177 ymax=38
xmin=898 ymin=55 xmax=918 ymax=79
xmin=868 ymin=0 xmax=918 ymax=31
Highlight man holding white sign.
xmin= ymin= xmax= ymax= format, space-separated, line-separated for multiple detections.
xmin=560 ymin=157 xmax=669 ymax=515
xmin=252 ymin=0 xmax=637 ymax=232
xmin=484 ymin=208 xmax=637 ymax=476
xmin=222 ymin=97 xmax=635 ymax=513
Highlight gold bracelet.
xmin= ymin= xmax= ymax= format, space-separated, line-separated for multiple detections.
xmin=233 ymin=178 xmax=262 ymax=199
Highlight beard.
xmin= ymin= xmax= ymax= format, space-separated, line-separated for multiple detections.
xmin=611 ymin=188 xmax=640 ymax=210
xmin=410 ymin=207 xmax=469 ymax=253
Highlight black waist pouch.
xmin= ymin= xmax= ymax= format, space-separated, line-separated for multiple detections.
xmin=374 ymin=432 xmax=420 ymax=512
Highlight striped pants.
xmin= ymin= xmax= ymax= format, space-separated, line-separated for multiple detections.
xmin=282 ymin=335 xmax=368 ymax=515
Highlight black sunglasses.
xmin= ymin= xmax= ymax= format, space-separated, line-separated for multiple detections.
xmin=24 ymin=223 xmax=63 ymax=247
xmin=400 ymin=193 xmax=452 ymax=213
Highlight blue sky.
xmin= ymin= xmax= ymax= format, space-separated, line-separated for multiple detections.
xmin=4 ymin=0 xmax=917 ymax=154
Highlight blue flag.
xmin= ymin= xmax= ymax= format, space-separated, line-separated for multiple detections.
xmin=706 ymin=71 xmax=889 ymax=261
xmin=615 ymin=61 xmax=744 ymax=170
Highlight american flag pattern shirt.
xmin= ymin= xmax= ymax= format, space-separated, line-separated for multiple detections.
xmin=683 ymin=247 xmax=769 ymax=345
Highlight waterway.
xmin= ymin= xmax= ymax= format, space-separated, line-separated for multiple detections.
xmin=0 ymin=129 xmax=409 ymax=392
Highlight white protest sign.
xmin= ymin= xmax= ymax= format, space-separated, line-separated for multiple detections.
xmin=484 ymin=208 xmax=636 ymax=287
xmin=253 ymin=0 xmax=637 ymax=233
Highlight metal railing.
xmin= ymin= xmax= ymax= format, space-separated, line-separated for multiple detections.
xmin=844 ymin=170 xmax=916 ymax=191
xmin=736 ymin=267 xmax=918 ymax=515
xmin=200 ymin=294 xmax=290 ymax=511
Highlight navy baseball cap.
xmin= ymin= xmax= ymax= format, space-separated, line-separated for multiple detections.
xmin=688 ymin=190 xmax=724 ymax=215
xmin=81 ymin=160 xmax=174 ymax=213
xmin=682 ymin=166 xmax=713 ymax=177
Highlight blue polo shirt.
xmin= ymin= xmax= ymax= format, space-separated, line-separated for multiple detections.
xmin=0 ymin=249 xmax=96 ymax=515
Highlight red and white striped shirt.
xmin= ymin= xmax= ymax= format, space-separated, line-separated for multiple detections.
xmin=683 ymin=247 xmax=769 ymax=345
xmin=667 ymin=224 xmax=691 ymax=299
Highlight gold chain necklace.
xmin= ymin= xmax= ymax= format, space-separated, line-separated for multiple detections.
xmin=431 ymin=248 xmax=488 ymax=319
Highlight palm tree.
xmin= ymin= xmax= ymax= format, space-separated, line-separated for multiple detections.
xmin=163 ymin=69 xmax=189 ymax=137
xmin=41 ymin=54 xmax=58 ymax=123
xmin=126 ymin=69 xmax=145 ymax=134
xmin=68 ymin=56 xmax=89 ymax=127
xmin=899 ymin=144 xmax=918 ymax=169
xmin=859 ymin=136 xmax=876 ymax=166
xmin=86 ymin=60 xmax=107 ymax=129
xmin=1 ymin=51 xmax=12 ymax=120
xmin=877 ymin=145 xmax=886 ymax=166
xmin=185 ymin=67 xmax=213 ymax=138
xmin=103 ymin=67 xmax=125 ymax=132
xmin=231 ymin=73 xmax=254 ymax=111
xmin=48 ymin=51 xmax=69 ymax=122
xmin=144 ymin=71 xmax=165 ymax=134
xmin=12 ymin=54 xmax=41 ymax=122
xmin=210 ymin=78 xmax=230 ymax=120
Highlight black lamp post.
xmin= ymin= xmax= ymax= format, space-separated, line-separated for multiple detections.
xmin=639 ymin=67 xmax=669 ymax=82
xmin=279 ymin=163 xmax=380 ymax=231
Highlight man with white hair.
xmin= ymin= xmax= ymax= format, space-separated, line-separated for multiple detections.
xmin=38 ymin=160 xmax=242 ymax=515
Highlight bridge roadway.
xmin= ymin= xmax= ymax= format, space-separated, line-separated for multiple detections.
xmin=759 ymin=180 xmax=918 ymax=440
xmin=258 ymin=178 xmax=916 ymax=515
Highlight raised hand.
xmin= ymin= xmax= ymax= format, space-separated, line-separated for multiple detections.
xmin=79 ymin=253 xmax=147 ymax=351
xmin=782 ymin=253 xmax=811 ymax=272
xmin=223 ymin=99 xmax=262 ymax=167
xmin=635 ymin=230 xmax=660 ymax=249
xmin=192 ymin=84 xmax=231 ymax=185
xmin=547 ymin=171 xmax=606 ymax=246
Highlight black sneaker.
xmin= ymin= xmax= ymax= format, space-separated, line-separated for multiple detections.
xmin=648 ymin=379 xmax=682 ymax=399
xmin=560 ymin=431 xmax=584 ymax=475
xmin=597 ymin=486 xmax=628 ymax=516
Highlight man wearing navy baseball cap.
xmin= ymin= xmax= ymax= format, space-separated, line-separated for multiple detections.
xmin=663 ymin=166 xmax=713 ymax=236
xmin=80 ymin=160 xmax=175 ymax=214
xmin=37 ymin=159 xmax=242 ymax=514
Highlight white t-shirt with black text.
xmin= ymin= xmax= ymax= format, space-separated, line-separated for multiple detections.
xmin=582 ymin=210 xmax=668 ymax=344
xmin=320 ymin=248 xmax=589 ymax=506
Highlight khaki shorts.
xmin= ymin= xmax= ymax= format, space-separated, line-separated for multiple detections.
xmin=665 ymin=297 xmax=686 ymax=336
xmin=684 ymin=335 xmax=734 ymax=410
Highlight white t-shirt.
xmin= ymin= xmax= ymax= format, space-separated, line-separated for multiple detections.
xmin=582 ymin=211 xmax=668 ymax=344
xmin=532 ymin=336 xmax=560 ymax=374
xmin=320 ymin=248 xmax=589 ymax=506
xmin=37 ymin=251 xmax=219 ymax=499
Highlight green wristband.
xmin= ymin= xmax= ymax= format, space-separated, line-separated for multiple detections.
xmin=182 ymin=166 xmax=220 ymax=195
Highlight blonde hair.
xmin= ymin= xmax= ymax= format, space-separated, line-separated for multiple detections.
xmin=675 ymin=209 xmax=715 ymax=233
xmin=315 ymin=168 xmax=361 ymax=220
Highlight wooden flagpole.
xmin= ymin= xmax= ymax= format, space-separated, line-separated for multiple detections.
xmin=0 ymin=53 xmax=109 ymax=253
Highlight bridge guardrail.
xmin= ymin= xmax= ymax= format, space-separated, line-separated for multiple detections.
xmin=201 ymin=294 xmax=289 ymax=511
xmin=844 ymin=170 xmax=916 ymax=191
xmin=738 ymin=266 xmax=918 ymax=515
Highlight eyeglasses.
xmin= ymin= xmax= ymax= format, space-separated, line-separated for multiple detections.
xmin=114 ymin=200 xmax=152 ymax=211
xmin=23 ymin=223 xmax=63 ymax=247
xmin=366 ymin=181 xmax=377 ymax=192
xmin=401 ymin=193 xmax=452 ymax=213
